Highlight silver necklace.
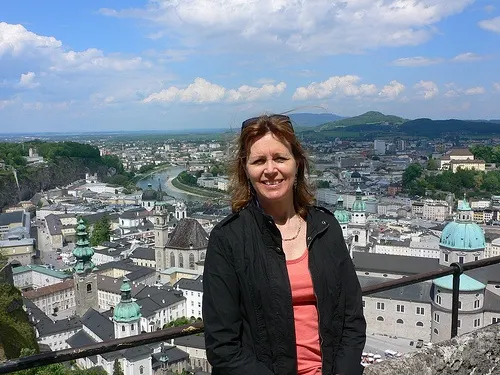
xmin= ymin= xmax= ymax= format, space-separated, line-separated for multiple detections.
xmin=282 ymin=217 xmax=303 ymax=242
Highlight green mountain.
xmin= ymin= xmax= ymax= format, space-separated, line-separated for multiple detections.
xmin=318 ymin=111 xmax=406 ymax=131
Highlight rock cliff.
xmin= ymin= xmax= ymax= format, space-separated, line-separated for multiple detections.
xmin=364 ymin=323 xmax=500 ymax=375
xmin=0 ymin=157 xmax=106 ymax=210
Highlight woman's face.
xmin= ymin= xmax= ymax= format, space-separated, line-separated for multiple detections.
xmin=245 ymin=132 xmax=298 ymax=206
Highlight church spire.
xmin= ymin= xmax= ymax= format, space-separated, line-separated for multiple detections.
xmin=72 ymin=219 xmax=95 ymax=275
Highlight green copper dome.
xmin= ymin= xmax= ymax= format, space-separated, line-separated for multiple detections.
xmin=334 ymin=196 xmax=351 ymax=224
xmin=439 ymin=198 xmax=485 ymax=251
xmin=72 ymin=219 xmax=95 ymax=274
xmin=113 ymin=277 xmax=142 ymax=322
xmin=433 ymin=274 xmax=485 ymax=292
xmin=351 ymin=186 xmax=366 ymax=212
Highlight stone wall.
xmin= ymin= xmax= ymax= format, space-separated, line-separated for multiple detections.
xmin=364 ymin=322 xmax=500 ymax=375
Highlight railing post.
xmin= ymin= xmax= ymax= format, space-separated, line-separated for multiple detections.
xmin=450 ymin=262 xmax=463 ymax=338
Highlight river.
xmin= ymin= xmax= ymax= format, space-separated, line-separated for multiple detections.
xmin=136 ymin=166 xmax=213 ymax=203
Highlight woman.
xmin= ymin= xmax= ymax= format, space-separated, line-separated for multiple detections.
xmin=203 ymin=114 xmax=366 ymax=375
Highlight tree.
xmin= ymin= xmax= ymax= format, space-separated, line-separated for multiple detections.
xmin=113 ymin=359 xmax=124 ymax=375
xmin=402 ymin=163 xmax=423 ymax=189
xmin=426 ymin=158 xmax=438 ymax=170
xmin=90 ymin=216 xmax=111 ymax=246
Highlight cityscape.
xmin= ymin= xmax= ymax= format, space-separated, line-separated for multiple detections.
xmin=2 ymin=123 xmax=500 ymax=374
xmin=1 ymin=1 xmax=500 ymax=374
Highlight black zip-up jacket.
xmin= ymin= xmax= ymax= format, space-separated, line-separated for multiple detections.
xmin=203 ymin=202 xmax=366 ymax=375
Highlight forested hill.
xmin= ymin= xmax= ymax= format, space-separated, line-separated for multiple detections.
xmin=318 ymin=111 xmax=406 ymax=130
xmin=399 ymin=118 xmax=500 ymax=137
xmin=0 ymin=141 xmax=132 ymax=210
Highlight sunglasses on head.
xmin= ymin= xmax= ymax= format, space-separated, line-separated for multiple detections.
xmin=241 ymin=114 xmax=294 ymax=131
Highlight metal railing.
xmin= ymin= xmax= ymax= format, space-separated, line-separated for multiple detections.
xmin=1 ymin=255 xmax=500 ymax=374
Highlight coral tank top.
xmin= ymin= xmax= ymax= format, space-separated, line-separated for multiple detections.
xmin=286 ymin=249 xmax=322 ymax=375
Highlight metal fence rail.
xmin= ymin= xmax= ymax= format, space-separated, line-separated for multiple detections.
xmin=1 ymin=255 xmax=500 ymax=374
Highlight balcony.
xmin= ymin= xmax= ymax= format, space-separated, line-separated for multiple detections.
xmin=1 ymin=255 xmax=500 ymax=374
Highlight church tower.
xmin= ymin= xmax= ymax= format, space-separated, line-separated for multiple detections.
xmin=73 ymin=219 xmax=98 ymax=317
xmin=350 ymin=186 xmax=367 ymax=248
xmin=113 ymin=277 xmax=142 ymax=339
xmin=154 ymin=203 xmax=169 ymax=272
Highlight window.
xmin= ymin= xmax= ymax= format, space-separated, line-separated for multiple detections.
xmin=122 ymin=326 xmax=125 ymax=332
xmin=131 ymin=324 xmax=135 ymax=331
xmin=436 ymin=294 xmax=442 ymax=305
xmin=492 ymin=317 xmax=499 ymax=324
xmin=189 ymin=253 xmax=195 ymax=269
xmin=457 ymin=320 xmax=461 ymax=328
xmin=458 ymin=300 xmax=462 ymax=310
xmin=416 ymin=321 xmax=424 ymax=327
xmin=434 ymin=313 xmax=440 ymax=323
xmin=443 ymin=253 xmax=449 ymax=262
xmin=474 ymin=318 xmax=481 ymax=327
xmin=140 ymin=366 xmax=144 ymax=374
xmin=376 ymin=316 xmax=384 ymax=321
xmin=416 ymin=307 xmax=425 ymax=315
xmin=170 ymin=252 xmax=175 ymax=267
xmin=475 ymin=256 xmax=479 ymax=261
xmin=434 ymin=328 xmax=439 ymax=334
xmin=362 ymin=300 xmax=365 ymax=308
xmin=474 ymin=300 xmax=480 ymax=308
xmin=396 ymin=304 xmax=405 ymax=313
xmin=376 ymin=302 xmax=385 ymax=310
xmin=458 ymin=256 xmax=464 ymax=264
xmin=86 ymin=284 xmax=92 ymax=293
xmin=396 ymin=319 xmax=404 ymax=324
xmin=179 ymin=253 xmax=184 ymax=268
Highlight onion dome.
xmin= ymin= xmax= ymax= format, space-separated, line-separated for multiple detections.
xmin=439 ymin=197 xmax=485 ymax=251
xmin=141 ymin=183 xmax=158 ymax=201
xmin=113 ymin=277 xmax=142 ymax=322
xmin=72 ymin=219 xmax=95 ymax=274
xmin=334 ymin=196 xmax=351 ymax=224
xmin=351 ymin=186 xmax=366 ymax=212
xmin=351 ymin=171 xmax=361 ymax=179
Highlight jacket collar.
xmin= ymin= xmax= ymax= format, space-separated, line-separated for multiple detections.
xmin=246 ymin=199 xmax=326 ymax=239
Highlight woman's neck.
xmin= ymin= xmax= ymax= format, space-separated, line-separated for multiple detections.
xmin=258 ymin=199 xmax=296 ymax=225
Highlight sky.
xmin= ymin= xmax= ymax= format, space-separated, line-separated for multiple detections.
xmin=0 ymin=0 xmax=500 ymax=133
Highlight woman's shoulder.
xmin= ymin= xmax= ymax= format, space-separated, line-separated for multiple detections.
xmin=213 ymin=207 xmax=250 ymax=231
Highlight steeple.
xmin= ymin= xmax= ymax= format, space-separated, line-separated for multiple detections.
xmin=72 ymin=219 xmax=95 ymax=275
xmin=73 ymin=218 xmax=98 ymax=316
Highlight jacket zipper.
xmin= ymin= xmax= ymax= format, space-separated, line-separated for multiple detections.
xmin=307 ymin=224 xmax=328 ymax=374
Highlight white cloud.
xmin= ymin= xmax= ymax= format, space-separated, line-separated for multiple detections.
xmin=0 ymin=99 xmax=16 ymax=110
xmin=19 ymin=72 xmax=39 ymax=88
xmin=414 ymin=80 xmax=439 ymax=99
xmin=379 ymin=81 xmax=406 ymax=99
xmin=494 ymin=83 xmax=500 ymax=92
xmin=452 ymin=52 xmax=483 ymax=62
xmin=143 ymin=78 xmax=286 ymax=104
xmin=101 ymin=0 xmax=475 ymax=55
xmin=23 ymin=102 xmax=44 ymax=110
xmin=392 ymin=57 xmax=443 ymax=67
xmin=444 ymin=84 xmax=485 ymax=97
xmin=479 ymin=16 xmax=500 ymax=33
xmin=0 ymin=22 xmax=61 ymax=57
xmin=464 ymin=86 xmax=485 ymax=95
xmin=292 ymin=75 xmax=403 ymax=101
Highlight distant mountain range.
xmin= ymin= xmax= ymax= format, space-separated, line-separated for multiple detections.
xmin=289 ymin=111 xmax=500 ymax=138
xmin=289 ymin=113 xmax=344 ymax=127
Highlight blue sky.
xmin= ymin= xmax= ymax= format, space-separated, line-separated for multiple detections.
xmin=0 ymin=0 xmax=499 ymax=132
